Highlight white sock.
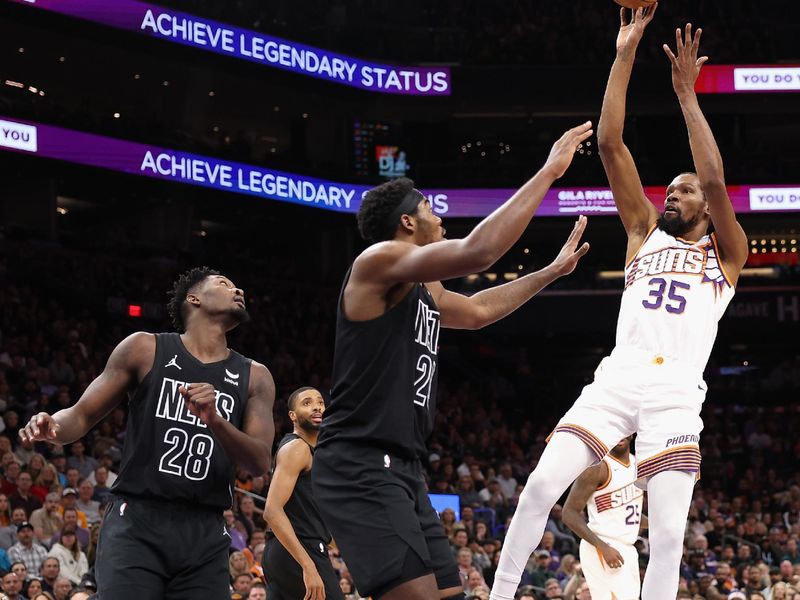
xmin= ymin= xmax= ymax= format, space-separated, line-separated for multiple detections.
xmin=640 ymin=470 xmax=695 ymax=600
xmin=489 ymin=433 xmax=595 ymax=600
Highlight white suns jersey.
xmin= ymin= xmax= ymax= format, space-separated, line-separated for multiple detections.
xmin=587 ymin=455 xmax=644 ymax=545
xmin=617 ymin=226 xmax=735 ymax=370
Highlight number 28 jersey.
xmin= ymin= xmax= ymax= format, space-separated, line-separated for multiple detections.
xmin=112 ymin=333 xmax=250 ymax=511
xmin=617 ymin=225 xmax=735 ymax=370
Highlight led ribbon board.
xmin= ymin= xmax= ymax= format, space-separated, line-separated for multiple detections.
xmin=1 ymin=116 xmax=799 ymax=217
xmin=7 ymin=0 xmax=451 ymax=95
xmin=697 ymin=65 xmax=800 ymax=93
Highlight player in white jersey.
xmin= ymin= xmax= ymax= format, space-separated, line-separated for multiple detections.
xmin=490 ymin=8 xmax=749 ymax=600
xmin=562 ymin=438 xmax=644 ymax=600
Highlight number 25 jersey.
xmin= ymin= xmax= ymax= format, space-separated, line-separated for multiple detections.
xmin=112 ymin=333 xmax=250 ymax=510
xmin=617 ymin=225 xmax=736 ymax=370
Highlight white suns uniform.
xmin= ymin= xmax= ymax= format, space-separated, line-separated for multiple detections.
xmin=579 ymin=455 xmax=644 ymax=600
xmin=553 ymin=225 xmax=736 ymax=481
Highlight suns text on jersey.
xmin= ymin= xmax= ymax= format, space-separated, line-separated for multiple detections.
xmin=626 ymin=247 xmax=707 ymax=289
xmin=155 ymin=377 xmax=235 ymax=427
xmin=595 ymin=482 xmax=643 ymax=513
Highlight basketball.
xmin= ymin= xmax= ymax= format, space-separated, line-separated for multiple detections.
xmin=614 ymin=0 xmax=657 ymax=8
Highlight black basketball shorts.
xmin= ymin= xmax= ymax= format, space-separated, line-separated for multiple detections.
xmin=263 ymin=535 xmax=344 ymax=600
xmin=311 ymin=442 xmax=459 ymax=597
xmin=95 ymin=497 xmax=230 ymax=600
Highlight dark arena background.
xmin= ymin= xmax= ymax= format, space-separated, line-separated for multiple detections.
xmin=0 ymin=1 xmax=799 ymax=599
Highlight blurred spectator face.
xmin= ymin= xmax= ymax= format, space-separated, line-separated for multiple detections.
xmin=94 ymin=467 xmax=108 ymax=486
xmin=717 ymin=562 xmax=731 ymax=578
xmin=53 ymin=577 xmax=72 ymax=600
xmin=16 ymin=472 xmax=32 ymax=493
xmin=26 ymin=578 xmax=42 ymax=596
xmin=541 ymin=531 xmax=555 ymax=550
xmin=1 ymin=572 xmax=21 ymax=596
xmin=4 ymin=461 xmax=20 ymax=482
xmin=722 ymin=546 xmax=735 ymax=561
xmin=467 ymin=569 xmax=483 ymax=589
xmin=577 ymin=582 xmax=592 ymax=600
xmin=78 ymin=480 xmax=93 ymax=501
xmin=453 ymin=530 xmax=468 ymax=548
xmin=42 ymin=558 xmax=60 ymax=581
xmin=70 ymin=442 xmax=84 ymax=458
xmin=249 ymin=530 xmax=265 ymax=549
xmin=339 ymin=578 xmax=353 ymax=594
xmin=248 ymin=586 xmax=267 ymax=600
xmin=459 ymin=475 xmax=473 ymax=491
xmin=233 ymin=574 xmax=252 ymax=594
xmin=223 ymin=510 xmax=236 ymax=526
xmin=462 ymin=507 xmax=473 ymax=522
xmin=44 ymin=493 xmax=59 ymax=513
xmin=545 ymin=578 xmax=562 ymax=598
xmin=500 ymin=464 xmax=512 ymax=478
xmin=440 ymin=508 xmax=455 ymax=524
xmin=11 ymin=508 xmax=26 ymax=525
xmin=62 ymin=508 xmax=78 ymax=527
xmin=694 ymin=535 xmax=708 ymax=551
xmin=239 ymin=496 xmax=255 ymax=516
xmin=0 ymin=495 xmax=8 ymax=513
xmin=0 ymin=438 xmax=11 ymax=454
xmin=738 ymin=545 xmax=752 ymax=561
xmin=457 ymin=548 xmax=473 ymax=569
xmin=61 ymin=491 xmax=78 ymax=510
xmin=782 ymin=561 xmax=794 ymax=578
xmin=66 ymin=468 xmax=80 ymax=489
xmin=750 ymin=566 xmax=763 ymax=585
xmin=17 ymin=526 xmax=34 ymax=546
xmin=10 ymin=563 xmax=26 ymax=581
xmin=51 ymin=455 xmax=66 ymax=473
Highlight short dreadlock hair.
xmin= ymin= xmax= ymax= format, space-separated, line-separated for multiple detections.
xmin=356 ymin=177 xmax=417 ymax=244
xmin=167 ymin=267 xmax=220 ymax=332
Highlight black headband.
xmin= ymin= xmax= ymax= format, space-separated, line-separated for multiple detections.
xmin=382 ymin=189 xmax=425 ymax=240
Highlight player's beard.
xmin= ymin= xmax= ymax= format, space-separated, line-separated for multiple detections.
xmin=228 ymin=306 xmax=251 ymax=325
xmin=657 ymin=210 xmax=700 ymax=238
xmin=297 ymin=414 xmax=321 ymax=432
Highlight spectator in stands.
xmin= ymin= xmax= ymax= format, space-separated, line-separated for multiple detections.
xmin=545 ymin=504 xmax=578 ymax=556
xmin=497 ymin=464 xmax=517 ymax=500
xmin=89 ymin=468 xmax=111 ymax=504
xmin=47 ymin=525 xmax=88 ymax=585
xmin=0 ymin=508 xmax=28 ymax=550
xmin=10 ymin=561 xmax=28 ymax=583
xmin=223 ymin=509 xmax=247 ymax=551
xmin=51 ymin=509 xmax=88 ymax=550
xmin=229 ymin=551 xmax=249 ymax=582
xmin=74 ymin=482 xmax=99 ymax=526
xmin=65 ymin=443 xmax=96 ymax=480
xmin=30 ymin=493 xmax=62 ymax=547
xmin=1 ymin=461 xmax=21 ymax=496
xmin=8 ymin=521 xmax=48 ymax=578
xmin=0 ymin=570 xmax=23 ymax=600
xmin=0 ymin=495 xmax=11 ymax=527
xmin=84 ymin=524 xmax=99 ymax=570
xmin=522 ymin=548 xmax=557 ymax=588
xmin=9 ymin=472 xmax=42 ymax=520
xmin=57 ymin=491 xmax=86 ymax=530
xmin=544 ymin=577 xmax=563 ymax=598
xmin=232 ymin=572 xmax=253 ymax=597
xmin=712 ymin=561 xmax=737 ymax=595
xmin=457 ymin=547 xmax=474 ymax=587
xmin=52 ymin=576 xmax=72 ymax=600
xmin=25 ymin=577 xmax=42 ymax=598
xmin=784 ymin=540 xmax=800 ymax=564
xmin=40 ymin=556 xmax=60 ymax=595
xmin=538 ymin=531 xmax=561 ymax=571
xmin=248 ymin=582 xmax=267 ymax=600
xmin=743 ymin=564 xmax=769 ymax=597
xmin=458 ymin=475 xmax=481 ymax=509
xmin=63 ymin=470 xmax=80 ymax=493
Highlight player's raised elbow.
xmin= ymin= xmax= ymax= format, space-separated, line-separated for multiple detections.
xmin=597 ymin=138 xmax=625 ymax=159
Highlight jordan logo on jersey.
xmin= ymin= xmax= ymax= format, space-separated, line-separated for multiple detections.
xmin=594 ymin=482 xmax=643 ymax=513
xmin=626 ymin=240 xmax=727 ymax=294
xmin=165 ymin=355 xmax=182 ymax=370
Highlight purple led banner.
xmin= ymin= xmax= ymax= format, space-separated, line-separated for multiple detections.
xmin=2 ymin=116 xmax=800 ymax=217
xmin=8 ymin=0 xmax=451 ymax=95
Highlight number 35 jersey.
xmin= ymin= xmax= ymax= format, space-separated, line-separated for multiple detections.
xmin=617 ymin=225 xmax=736 ymax=371
xmin=112 ymin=332 xmax=250 ymax=511
xmin=587 ymin=455 xmax=644 ymax=545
